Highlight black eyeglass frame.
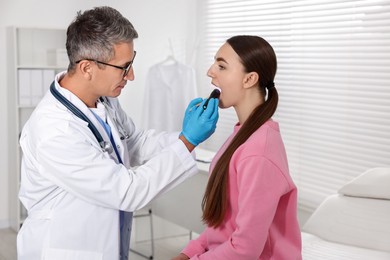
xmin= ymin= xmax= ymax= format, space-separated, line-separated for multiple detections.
xmin=75 ymin=51 xmax=137 ymax=77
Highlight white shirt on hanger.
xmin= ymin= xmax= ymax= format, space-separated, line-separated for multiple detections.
xmin=142 ymin=61 xmax=198 ymax=132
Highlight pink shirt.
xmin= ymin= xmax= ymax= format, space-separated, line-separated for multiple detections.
xmin=182 ymin=120 xmax=302 ymax=259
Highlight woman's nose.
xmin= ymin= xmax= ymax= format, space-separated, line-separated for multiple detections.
xmin=207 ymin=66 xmax=214 ymax=78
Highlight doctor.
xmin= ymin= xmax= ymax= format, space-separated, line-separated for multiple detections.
xmin=17 ymin=6 xmax=219 ymax=260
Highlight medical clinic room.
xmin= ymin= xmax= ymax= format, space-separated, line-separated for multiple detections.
xmin=0 ymin=0 xmax=390 ymax=259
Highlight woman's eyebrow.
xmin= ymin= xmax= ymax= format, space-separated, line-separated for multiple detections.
xmin=215 ymin=56 xmax=228 ymax=63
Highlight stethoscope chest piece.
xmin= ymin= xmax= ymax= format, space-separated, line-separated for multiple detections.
xmin=120 ymin=134 xmax=130 ymax=140
xmin=100 ymin=141 xmax=113 ymax=154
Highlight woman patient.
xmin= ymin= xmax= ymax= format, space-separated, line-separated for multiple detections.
xmin=172 ymin=35 xmax=302 ymax=260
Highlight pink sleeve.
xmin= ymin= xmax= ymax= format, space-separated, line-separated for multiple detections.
xmin=181 ymin=229 xmax=209 ymax=258
xmin=189 ymin=157 xmax=289 ymax=259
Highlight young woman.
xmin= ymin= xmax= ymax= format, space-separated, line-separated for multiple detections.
xmin=172 ymin=35 xmax=302 ymax=259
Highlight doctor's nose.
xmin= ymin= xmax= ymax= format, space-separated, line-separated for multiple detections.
xmin=124 ymin=68 xmax=135 ymax=81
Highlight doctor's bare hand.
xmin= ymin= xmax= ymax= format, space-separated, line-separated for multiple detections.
xmin=181 ymin=98 xmax=219 ymax=146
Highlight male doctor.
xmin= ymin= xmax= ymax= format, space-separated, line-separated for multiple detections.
xmin=17 ymin=6 xmax=219 ymax=260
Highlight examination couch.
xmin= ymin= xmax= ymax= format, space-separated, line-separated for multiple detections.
xmin=301 ymin=167 xmax=390 ymax=259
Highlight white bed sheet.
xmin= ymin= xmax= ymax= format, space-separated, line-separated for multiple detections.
xmin=302 ymin=232 xmax=390 ymax=260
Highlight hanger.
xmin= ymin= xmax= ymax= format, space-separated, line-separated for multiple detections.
xmin=159 ymin=54 xmax=177 ymax=65
xmin=158 ymin=38 xmax=177 ymax=65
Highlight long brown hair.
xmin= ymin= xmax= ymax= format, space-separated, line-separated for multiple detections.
xmin=202 ymin=35 xmax=279 ymax=228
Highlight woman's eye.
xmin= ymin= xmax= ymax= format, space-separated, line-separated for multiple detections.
xmin=218 ymin=65 xmax=225 ymax=70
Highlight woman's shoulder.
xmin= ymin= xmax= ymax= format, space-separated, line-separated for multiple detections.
xmin=234 ymin=119 xmax=288 ymax=169
xmin=240 ymin=120 xmax=282 ymax=151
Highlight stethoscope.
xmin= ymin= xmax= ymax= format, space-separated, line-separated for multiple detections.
xmin=50 ymin=82 xmax=130 ymax=154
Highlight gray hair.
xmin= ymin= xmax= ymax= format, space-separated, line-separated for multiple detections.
xmin=66 ymin=6 xmax=138 ymax=71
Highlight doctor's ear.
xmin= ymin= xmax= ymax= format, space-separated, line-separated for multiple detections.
xmin=243 ymin=72 xmax=259 ymax=89
xmin=77 ymin=60 xmax=94 ymax=80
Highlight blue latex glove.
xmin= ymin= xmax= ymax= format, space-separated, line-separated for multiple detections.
xmin=182 ymin=97 xmax=203 ymax=131
xmin=181 ymin=98 xmax=219 ymax=146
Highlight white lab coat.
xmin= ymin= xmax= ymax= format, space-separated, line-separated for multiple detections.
xmin=142 ymin=62 xmax=197 ymax=132
xmin=17 ymin=72 xmax=198 ymax=260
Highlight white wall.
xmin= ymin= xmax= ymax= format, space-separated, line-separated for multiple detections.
xmin=0 ymin=0 xmax=197 ymax=228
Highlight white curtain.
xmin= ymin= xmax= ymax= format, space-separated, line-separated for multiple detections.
xmin=197 ymin=0 xmax=390 ymax=213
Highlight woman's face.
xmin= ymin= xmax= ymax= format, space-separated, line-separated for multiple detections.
xmin=207 ymin=43 xmax=247 ymax=109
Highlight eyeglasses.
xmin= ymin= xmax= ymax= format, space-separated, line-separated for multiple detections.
xmin=76 ymin=51 xmax=137 ymax=77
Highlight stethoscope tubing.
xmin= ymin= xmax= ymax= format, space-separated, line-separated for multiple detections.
xmin=50 ymin=82 xmax=113 ymax=153
xmin=99 ymin=97 xmax=130 ymax=140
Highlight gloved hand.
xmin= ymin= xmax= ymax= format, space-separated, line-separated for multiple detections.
xmin=182 ymin=97 xmax=203 ymax=131
xmin=181 ymin=98 xmax=219 ymax=146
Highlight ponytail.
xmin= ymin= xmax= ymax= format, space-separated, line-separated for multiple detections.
xmin=202 ymin=85 xmax=278 ymax=227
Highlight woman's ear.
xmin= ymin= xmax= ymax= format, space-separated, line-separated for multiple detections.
xmin=243 ymin=72 xmax=259 ymax=89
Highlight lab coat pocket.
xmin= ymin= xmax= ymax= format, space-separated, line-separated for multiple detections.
xmin=42 ymin=248 xmax=103 ymax=260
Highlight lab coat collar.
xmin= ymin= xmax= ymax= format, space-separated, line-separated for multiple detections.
xmin=53 ymin=71 xmax=112 ymax=153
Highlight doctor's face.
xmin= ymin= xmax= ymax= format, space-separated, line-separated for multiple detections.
xmin=207 ymin=43 xmax=247 ymax=109
xmin=94 ymin=42 xmax=136 ymax=98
